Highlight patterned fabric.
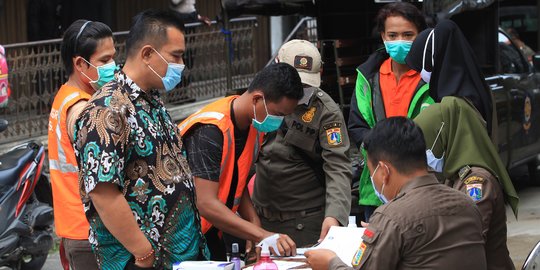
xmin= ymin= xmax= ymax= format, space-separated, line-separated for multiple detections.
xmin=74 ymin=71 xmax=209 ymax=270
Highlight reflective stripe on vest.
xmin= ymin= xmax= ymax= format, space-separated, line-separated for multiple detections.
xmin=178 ymin=111 xmax=225 ymax=131
xmin=51 ymin=92 xmax=81 ymax=173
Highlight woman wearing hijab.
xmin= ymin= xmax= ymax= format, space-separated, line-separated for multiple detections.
xmin=415 ymin=101 xmax=518 ymax=269
xmin=409 ymin=20 xmax=517 ymax=270
xmin=405 ymin=19 xmax=496 ymax=137
xmin=348 ymin=2 xmax=433 ymax=222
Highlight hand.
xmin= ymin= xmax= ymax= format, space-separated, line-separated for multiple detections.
xmin=318 ymin=217 xmax=340 ymax=242
xmin=134 ymin=253 xmax=155 ymax=268
xmin=305 ymin=249 xmax=338 ymax=270
xmin=198 ymin=15 xmax=212 ymax=26
xmin=262 ymin=232 xmax=297 ymax=257
xmin=361 ymin=221 xmax=369 ymax=228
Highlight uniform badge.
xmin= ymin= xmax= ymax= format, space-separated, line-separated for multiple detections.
xmin=301 ymin=107 xmax=316 ymax=123
xmin=294 ymin=55 xmax=313 ymax=71
xmin=351 ymin=242 xmax=367 ymax=266
xmin=326 ymin=127 xmax=342 ymax=146
xmin=467 ymin=184 xmax=483 ymax=201
xmin=464 ymin=176 xmax=484 ymax=185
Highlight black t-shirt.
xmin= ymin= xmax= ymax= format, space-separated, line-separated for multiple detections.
xmin=183 ymin=100 xmax=248 ymax=182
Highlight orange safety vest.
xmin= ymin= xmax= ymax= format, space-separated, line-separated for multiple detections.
xmin=48 ymin=84 xmax=91 ymax=240
xmin=179 ymin=96 xmax=263 ymax=234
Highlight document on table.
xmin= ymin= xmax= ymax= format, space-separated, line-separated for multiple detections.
xmin=298 ymin=226 xmax=366 ymax=267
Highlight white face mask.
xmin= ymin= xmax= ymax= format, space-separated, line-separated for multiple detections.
xmin=370 ymin=163 xmax=390 ymax=204
xmin=421 ymin=29 xmax=435 ymax=83
xmin=426 ymin=122 xmax=445 ymax=172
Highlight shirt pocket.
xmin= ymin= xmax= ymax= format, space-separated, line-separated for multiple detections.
xmin=403 ymin=222 xmax=426 ymax=240
xmin=283 ymin=120 xmax=318 ymax=153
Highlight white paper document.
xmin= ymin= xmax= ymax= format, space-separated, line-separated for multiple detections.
xmin=305 ymin=226 xmax=365 ymax=267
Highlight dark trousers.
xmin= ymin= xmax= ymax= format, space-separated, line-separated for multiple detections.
xmin=62 ymin=238 xmax=98 ymax=270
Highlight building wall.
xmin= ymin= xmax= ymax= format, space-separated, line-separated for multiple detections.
xmin=0 ymin=0 xmax=27 ymax=44
xmin=0 ymin=0 xmax=270 ymax=68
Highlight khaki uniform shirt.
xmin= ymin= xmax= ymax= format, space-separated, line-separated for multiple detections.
xmin=448 ymin=166 xmax=515 ymax=270
xmin=253 ymin=87 xmax=352 ymax=226
xmin=329 ymin=174 xmax=487 ymax=270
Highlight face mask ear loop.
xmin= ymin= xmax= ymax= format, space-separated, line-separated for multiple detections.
xmin=430 ymin=122 xmax=445 ymax=157
xmin=252 ymin=101 xmax=258 ymax=121
xmin=422 ymin=30 xmax=435 ymax=72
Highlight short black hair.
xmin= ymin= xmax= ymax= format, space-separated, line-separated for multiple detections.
xmin=376 ymin=2 xmax=427 ymax=33
xmin=247 ymin=63 xmax=303 ymax=102
xmin=364 ymin=117 xmax=427 ymax=174
xmin=61 ymin=20 xmax=113 ymax=75
xmin=126 ymin=9 xmax=186 ymax=58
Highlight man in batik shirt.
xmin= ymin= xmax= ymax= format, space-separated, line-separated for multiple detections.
xmin=73 ymin=10 xmax=208 ymax=270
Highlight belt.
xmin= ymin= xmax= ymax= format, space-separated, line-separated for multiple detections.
xmin=255 ymin=206 xmax=324 ymax=222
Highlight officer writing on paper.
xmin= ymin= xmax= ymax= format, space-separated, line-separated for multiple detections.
xmin=305 ymin=117 xmax=487 ymax=270
xmin=253 ymin=39 xmax=352 ymax=247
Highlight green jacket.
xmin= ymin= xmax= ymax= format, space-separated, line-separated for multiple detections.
xmin=349 ymin=50 xmax=434 ymax=206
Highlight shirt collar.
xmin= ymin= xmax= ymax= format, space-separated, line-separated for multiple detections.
xmin=116 ymin=71 xmax=160 ymax=102
xmin=298 ymin=87 xmax=315 ymax=106
xmin=380 ymin=58 xmax=420 ymax=77
xmin=397 ymin=174 xmax=440 ymax=197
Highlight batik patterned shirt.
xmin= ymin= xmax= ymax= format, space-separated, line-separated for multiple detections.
xmin=73 ymin=71 xmax=209 ymax=270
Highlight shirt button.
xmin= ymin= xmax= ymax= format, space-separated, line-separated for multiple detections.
xmin=296 ymin=223 xmax=304 ymax=230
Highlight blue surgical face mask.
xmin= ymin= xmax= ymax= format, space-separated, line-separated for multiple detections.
xmin=370 ymin=163 xmax=389 ymax=204
xmin=420 ymin=30 xmax=435 ymax=83
xmin=426 ymin=122 xmax=445 ymax=173
xmin=81 ymin=59 xmax=116 ymax=90
xmin=147 ymin=48 xmax=185 ymax=91
xmin=252 ymin=96 xmax=284 ymax=133
xmin=384 ymin=40 xmax=413 ymax=64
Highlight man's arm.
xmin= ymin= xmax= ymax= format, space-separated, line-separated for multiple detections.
xmin=356 ymin=213 xmax=401 ymax=269
xmin=195 ymin=178 xmax=266 ymax=241
xmin=455 ymin=168 xmax=498 ymax=239
xmin=183 ymin=124 xmax=296 ymax=256
xmin=238 ymin=186 xmax=261 ymax=227
xmin=90 ymin=183 xmax=155 ymax=267
xmin=66 ymin=100 xmax=87 ymax=143
xmin=195 ymin=177 xmax=296 ymax=256
xmin=318 ymin=107 xmax=352 ymax=240
xmin=74 ymin=106 xmax=154 ymax=267
xmin=348 ymin=90 xmax=371 ymax=149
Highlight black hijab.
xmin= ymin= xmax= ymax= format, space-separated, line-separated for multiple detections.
xmin=406 ymin=19 xmax=494 ymax=135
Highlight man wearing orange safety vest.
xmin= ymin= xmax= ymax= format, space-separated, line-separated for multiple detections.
xmin=180 ymin=63 xmax=303 ymax=260
xmin=48 ymin=20 xmax=115 ymax=270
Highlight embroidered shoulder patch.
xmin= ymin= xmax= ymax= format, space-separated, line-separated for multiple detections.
xmin=326 ymin=127 xmax=342 ymax=146
xmin=351 ymin=242 xmax=367 ymax=266
xmin=466 ymin=184 xmax=483 ymax=201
